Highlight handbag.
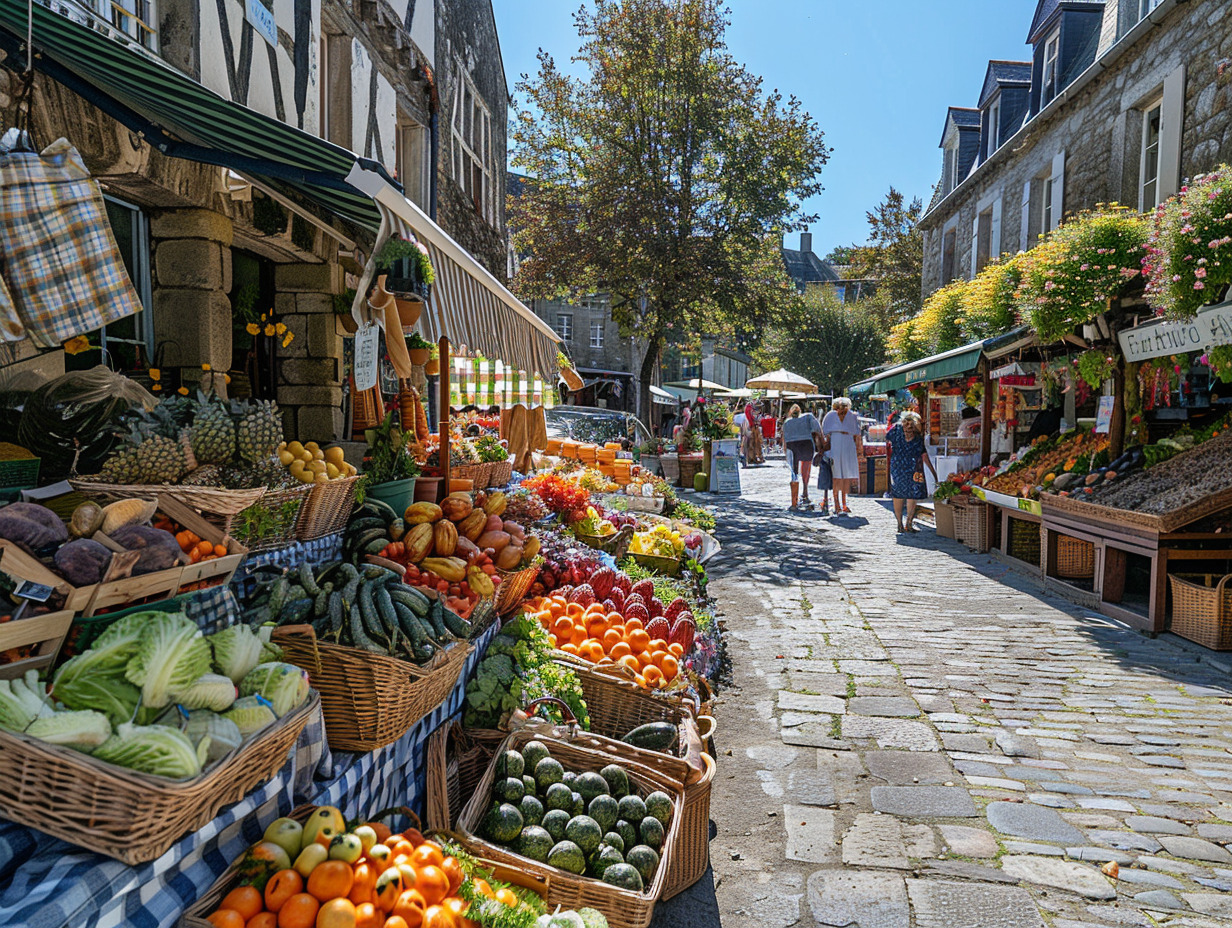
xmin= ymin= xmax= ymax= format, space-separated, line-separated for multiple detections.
xmin=816 ymin=453 xmax=833 ymax=491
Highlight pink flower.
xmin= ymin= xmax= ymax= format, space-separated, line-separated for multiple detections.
xmin=1196 ymin=281 xmax=1206 ymax=290
xmin=1196 ymin=267 xmax=1207 ymax=278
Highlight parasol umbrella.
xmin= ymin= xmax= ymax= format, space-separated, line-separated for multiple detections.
xmin=665 ymin=377 xmax=727 ymax=392
xmin=715 ymin=387 xmax=754 ymax=399
xmin=745 ymin=369 xmax=818 ymax=393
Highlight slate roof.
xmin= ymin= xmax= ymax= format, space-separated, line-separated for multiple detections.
xmin=978 ymin=60 xmax=1033 ymax=106
xmin=1028 ymin=0 xmax=1104 ymax=44
xmin=939 ymin=107 xmax=982 ymax=147
xmin=781 ymin=247 xmax=840 ymax=289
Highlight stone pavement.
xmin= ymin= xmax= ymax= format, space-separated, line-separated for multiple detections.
xmin=655 ymin=457 xmax=1232 ymax=928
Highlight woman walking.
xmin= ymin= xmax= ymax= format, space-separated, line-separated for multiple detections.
xmin=782 ymin=403 xmax=822 ymax=510
xmin=886 ymin=411 xmax=937 ymax=533
xmin=822 ymin=397 xmax=862 ymax=514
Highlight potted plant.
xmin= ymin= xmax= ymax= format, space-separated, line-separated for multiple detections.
xmin=333 ymin=288 xmax=358 ymax=335
xmin=407 ymin=331 xmax=433 ymax=366
xmin=375 ymin=236 xmax=435 ymax=327
xmin=424 ymin=344 xmax=440 ymax=376
xmin=638 ymin=438 xmax=665 ymax=478
xmin=359 ymin=410 xmax=420 ymax=514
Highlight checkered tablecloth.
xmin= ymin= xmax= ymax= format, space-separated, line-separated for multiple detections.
xmin=0 ymin=615 xmax=498 ymax=928
xmin=230 ymin=534 xmax=345 ymax=600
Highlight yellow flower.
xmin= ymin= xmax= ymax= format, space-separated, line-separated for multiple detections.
xmin=149 ymin=368 xmax=161 ymax=381
xmin=260 ymin=313 xmax=267 ymax=322
xmin=246 ymin=323 xmax=260 ymax=336
xmin=282 ymin=334 xmax=293 ymax=348
xmin=224 ymin=374 xmax=232 ymax=384
xmin=62 ymin=335 xmax=92 ymax=355
xmin=177 ymin=386 xmax=189 ymax=396
xmin=275 ymin=323 xmax=287 ymax=335
xmin=151 ymin=383 xmax=162 ymax=391
xmin=201 ymin=363 xmax=211 ymax=371
xmin=264 ymin=324 xmax=276 ymax=337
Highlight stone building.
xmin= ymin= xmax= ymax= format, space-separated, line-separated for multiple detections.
xmin=919 ymin=0 xmax=1232 ymax=299
xmin=0 ymin=0 xmax=510 ymax=441
xmin=781 ymin=231 xmax=874 ymax=303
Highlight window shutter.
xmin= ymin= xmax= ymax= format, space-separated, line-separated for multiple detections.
xmin=1020 ymin=180 xmax=1032 ymax=251
xmin=970 ymin=214 xmax=980 ymax=278
xmin=1158 ymin=64 xmax=1186 ymax=201
xmin=990 ymin=195 xmax=1003 ymax=261
xmin=1050 ymin=151 xmax=1066 ymax=230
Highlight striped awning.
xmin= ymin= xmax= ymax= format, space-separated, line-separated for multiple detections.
xmin=347 ymin=166 xmax=560 ymax=379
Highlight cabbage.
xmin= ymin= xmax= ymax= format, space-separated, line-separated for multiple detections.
xmin=124 ymin=613 xmax=212 ymax=708
xmin=93 ymin=722 xmax=202 ymax=779
xmin=26 ymin=710 xmax=111 ymax=752
xmin=184 ymin=710 xmax=243 ymax=764
xmin=0 ymin=670 xmax=55 ymax=731
xmin=51 ymin=652 xmax=141 ymax=726
xmin=222 ymin=695 xmax=277 ymax=737
xmin=207 ymin=625 xmax=264 ymax=684
xmin=91 ymin=612 xmax=152 ymax=660
xmin=177 ymin=673 xmax=237 ymax=712
xmin=239 ymin=662 xmax=309 ymax=717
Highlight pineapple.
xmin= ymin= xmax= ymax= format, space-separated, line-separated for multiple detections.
xmin=232 ymin=398 xmax=283 ymax=464
xmin=102 ymin=404 xmax=190 ymax=484
xmin=189 ymin=392 xmax=236 ymax=465
xmin=220 ymin=455 xmax=294 ymax=490
xmin=100 ymin=445 xmax=143 ymax=484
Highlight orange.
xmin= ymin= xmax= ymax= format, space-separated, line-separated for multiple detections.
xmin=383 ymin=919 xmax=410 ymax=928
xmin=494 ymin=888 xmax=519 ymax=908
xmin=650 ymin=638 xmax=668 ymax=652
xmin=618 ymin=654 xmax=640 ymax=673
xmin=440 ymin=857 xmax=464 ymax=895
xmin=277 ymin=893 xmax=320 ymax=928
xmin=214 ymin=543 xmax=229 ymax=557
xmin=248 ymin=915 xmax=278 ymax=928
xmin=443 ymin=898 xmax=471 ymax=925
xmin=623 ymin=617 xmax=644 ymax=633
xmin=569 ymin=623 xmax=587 ymax=644
xmin=354 ymin=903 xmax=382 ymax=928
xmin=470 ymin=880 xmax=493 ymax=899
xmin=668 ymin=642 xmax=684 ymax=657
xmin=421 ymin=906 xmax=456 ymax=928
xmin=307 ymin=860 xmax=355 ymax=902
xmin=584 ymin=615 xmax=608 ymax=638
xmin=643 ymin=665 xmax=664 ymax=688
xmin=634 ymin=651 xmax=654 ymax=670
xmin=391 ymin=889 xmax=426 ymax=927
xmin=374 ymin=869 xmax=404 ymax=912
xmin=602 ymin=628 xmax=622 ymax=650
xmin=221 ymin=887 xmax=264 ymax=921
xmin=628 ymin=629 xmax=650 ymax=653
xmin=606 ymin=611 xmax=624 ymax=627
xmin=584 ymin=602 xmax=605 ymax=617
xmin=409 ymin=842 xmax=444 ymax=870
xmin=395 ymin=864 xmax=418 ymax=893
xmin=634 ymin=674 xmax=646 ymax=687
xmin=387 ymin=839 xmax=415 ymax=860
xmin=660 ymin=654 xmax=679 ymax=680
xmin=565 ymin=603 xmax=584 ymax=620
xmin=206 ymin=911 xmax=246 ymax=928
xmin=266 ymin=870 xmax=305 ymax=913
xmin=350 ymin=862 xmax=378 ymax=906
xmin=610 ymin=641 xmax=632 ymax=659
xmin=316 ymin=898 xmax=358 ymax=928
xmin=559 ymin=642 xmax=580 ymax=655
xmin=552 ymin=616 xmax=573 ymax=638
xmin=547 ymin=634 xmax=558 ymax=648
xmin=414 ymin=866 xmax=450 ymax=906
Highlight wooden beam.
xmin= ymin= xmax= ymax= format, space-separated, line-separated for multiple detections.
xmin=980 ymin=364 xmax=993 ymax=466
xmin=1109 ymin=363 xmax=1126 ymax=459
xmin=438 ymin=336 xmax=450 ymax=502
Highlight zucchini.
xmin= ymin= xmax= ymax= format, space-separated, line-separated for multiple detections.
xmin=280 ymin=597 xmax=315 ymax=625
xmin=363 ymin=538 xmax=391 ymax=555
xmin=348 ymin=603 xmax=384 ymax=653
xmin=352 ymin=528 xmax=390 ymax=552
xmin=441 ymin=605 xmax=472 ymax=638
xmin=621 ymin=722 xmax=678 ymax=751
xmin=390 ymin=588 xmax=431 ymax=617
xmin=348 ymin=517 xmax=387 ymax=534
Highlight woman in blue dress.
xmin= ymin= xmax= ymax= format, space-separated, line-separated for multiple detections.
xmin=886 ymin=411 xmax=937 ymax=533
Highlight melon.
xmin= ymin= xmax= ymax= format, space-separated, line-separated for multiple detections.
xmin=616 ymin=794 xmax=646 ymax=824
xmin=515 ymin=825 xmax=554 ymax=862
xmin=545 ymin=782 xmax=574 ymax=812
xmin=495 ymin=750 xmax=525 ymax=780
xmin=576 ymin=771 xmax=609 ymax=804
xmin=601 ymin=863 xmax=643 ymax=891
xmin=482 ymin=803 xmax=524 ymax=844
xmin=535 ymin=757 xmax=565 ymax=790
xmin=589 ymin=844 xmax=625 ymax=879
xmin=542 ymin=808 xmax=571 ymax=843
xmin=547 ymin=840 xmax=587 ymax=875
xmin=496 ymin=776 xmax=525 ymax=805
xmin=644 ymin=791 xmax=673 ymax=826
xmin=600 ymin=764 xmax=629 ymax=799
xmin=565 ymin=815 xmax=603 ymax=855
xmin=626 ymin=845 xmax=659 ymax=885
xmin=639 ymin=816 xmax=664 ymax=852
xmin=601 ymin=831 xmax=625 ymax=854
xmin=519 ymin=794 xmax=545 ymax=827
xmin=522 ymin=740 xmax=551 ymax=772
xmin=615 ymin=819 xmax=637 ymax=850
xmin=588 ymin=794 xmax=619 ymax=834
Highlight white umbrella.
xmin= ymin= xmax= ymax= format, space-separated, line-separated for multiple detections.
xmin=665 ymin=378 xmax=727 ymax=392
xmin=745 ymin=369 xmax=818 ymax=393
xmin=715 ymin=387 xmax=754 ymax=399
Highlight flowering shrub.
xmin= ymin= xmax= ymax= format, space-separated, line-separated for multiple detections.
xmin=889 ymin=280 xmax=967 ymax=363
xmin=1017 ymin=207 xmax=1149 ymax=342
xmin=1203 ymin=345 xmax=1232 ymax=384
xmin=1074 ymin=348 xmax=1118 ymax=390
xmin=1144 ymin=165 xmax=1232 ymax=319
xmin=960 ymin=254 xmax=1022 ymax=342
xmin=887 ymin=315 xmax=926 ymax=364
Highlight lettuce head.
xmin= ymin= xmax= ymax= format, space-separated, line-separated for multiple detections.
xmin=207 ymin=624 xmax=264 ymax=684
xmin=93 ymin=722 xmax=202 ymax=779
xmin=239 ymin=662 xmax=309 ymax=717
xmin=124 ymin=613 xmax=212 ymax=709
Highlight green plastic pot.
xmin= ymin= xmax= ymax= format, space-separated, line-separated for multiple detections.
xmin=365 ymin=477 xmax=417 ymax=516
xmin=694 ymin=471 xmax=709 ymax=492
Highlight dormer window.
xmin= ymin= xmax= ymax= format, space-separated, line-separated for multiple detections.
xmin=1042 ymin=29 xmax=1060 ymax=104
xmin=1138 ymin=0 xmax=1162 ymax=21
xmin=988 ymin=98 xmax=1001 ymax=153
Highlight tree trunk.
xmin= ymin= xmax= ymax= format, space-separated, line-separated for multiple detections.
xmin=638 ymin=334 xmax=663 ymax=430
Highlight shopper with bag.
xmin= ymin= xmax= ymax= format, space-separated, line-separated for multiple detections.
xmin=813 ymin=431 xmax=833 ymax=515
xmin=886 ymin=411 xmax=937 ymax=533
xmin=822 ymin=397 xmax=862 ymax=515
xmin=782 ymin=403 xmax=822 ymax=510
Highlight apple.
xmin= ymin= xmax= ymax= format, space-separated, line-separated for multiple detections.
xmin=329 ymin=833 xmax=364 ymax=863
xmin=353 ymin=824 xmax=378 ymax=853
xmin=263 ymin=817 xmax=304 ymax=861
xmin=247 ymin=840 xmax=291 ymax=873
xmin=293 ymin=842 xmax=328 ymax=879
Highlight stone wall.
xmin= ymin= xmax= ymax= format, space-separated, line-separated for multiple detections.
xmin=273 ymin=261 xmax=345 ymax=440
xmin=920 ymin=0 xmax=1232 ymax=299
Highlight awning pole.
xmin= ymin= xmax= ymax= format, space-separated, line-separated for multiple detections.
xmin=981 ymin=364 xmax=993 ymax=467
xmin=439 ymin=336 xmax=450 ymax=503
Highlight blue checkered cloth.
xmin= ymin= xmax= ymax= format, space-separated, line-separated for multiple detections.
xmin=0 ymin=619 xmax=498 ymax=928
xmin=230 ymin=534 xmax=344 ymax=600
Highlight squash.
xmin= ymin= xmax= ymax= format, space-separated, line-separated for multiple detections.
xmin=433 ymin=520 xmax=458 ymax=557
xmin=440 ymin=495 xmax=473 ymax=522
xmin=476 ymin=530 xmax=512 ymax=552
xmin=100 ymin=498 xmax=157 ymax=534
xmin=459 ymin=510 xmax=487 ymax=542
xmin=495 ymin=544 xmax=523 ymax=571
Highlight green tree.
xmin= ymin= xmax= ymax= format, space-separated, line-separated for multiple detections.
xmin=849 ymin=187 xmax=924 ymax=325
xmin=509 ymin=0 xmax=828 ymax=417
xmin=754 ymin=288 xmax=887 ymax=396
xmin=823 ymin=245 xmax=859 ymax=267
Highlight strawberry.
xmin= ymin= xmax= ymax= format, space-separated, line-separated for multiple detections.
xmin=624 ymin=602 xmax=650 ymax=624
xmin=607 ymin=586 xmax=626 ymax=610
xmin=590 ymin=567 xmax=616 ymax=600
xmin=567 ymin=584 xmax=595 ymax=607
xmin=645 ymin=617 xmax=670 ymax=641
xmin=669 ymin=614 xmax=696 ymax=654
xmin=613 ymin=572 xmax=632 ymax=595
xmin=647 ymin=598 xmax=664 ymax=619
xmin=665 ymin=598 xmax=689 ymax=622
xmin=631 ymin=579 xmax=655 ymax=603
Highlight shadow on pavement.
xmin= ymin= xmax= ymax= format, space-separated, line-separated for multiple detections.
xmin=646 ymin=860 xmax=721 ymax=928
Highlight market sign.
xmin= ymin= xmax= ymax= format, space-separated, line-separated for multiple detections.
xmin=1118 ymin=300 xmax=1232 ymax=361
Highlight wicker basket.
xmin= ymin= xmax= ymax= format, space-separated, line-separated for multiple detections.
xmin=1168 ymin=573 xmax=1232 ymax=650
xmin=0 ymin=691 xmax=317 ymax=864
xmin=294 ymin=474 xmax=361 ymax=540
xmin=933 ymin=500 xmax=957 ymax=539
xmin=1056 ymin=534 xmax=1095 ymax=580
xmin=70 ymin=479 xmax=266 ymax=516
xmin=213 ymin=485 xmax=311 ymax=551
xmin=629 ymin=551 xmax=683 ymax=576
xmin=453 ymin=463 xmax=482 ymax=487
xmin=572 ymin=523 xmax=635 ymax=562
xmin=489 ymin=458 xmax=514 ymax=487
xmin=456 ymin=729 xmax=685 ymax=928
xmin=677 ymin=455 xmax=703 ymax=489
xmin=425 ymin=723 xmax=508 ymax=831
xmin=1007 ymin=518 xmax=1042 ymax=566
xmin=953 ymin=499 xmax=990 ymax=552
xmin=495 ymin=563 xmax=540 ymax=616
xmin=272 ymin=625 xmax=471 ymax=752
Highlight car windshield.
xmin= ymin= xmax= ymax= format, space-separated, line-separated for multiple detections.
xmin=546 ymin=409 xmax=649 ymax=445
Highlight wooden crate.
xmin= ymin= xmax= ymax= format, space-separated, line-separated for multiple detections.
xmin=0 ymin=609 xmax=73 ymax=679
xmin=157 ymin=495 xmax=246 ymax=595
xmin=0 ymin=540 xmax=97 ymax=612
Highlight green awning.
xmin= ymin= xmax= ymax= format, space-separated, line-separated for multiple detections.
xmin=848 ymin=342 xmax=985 ymax=395
xmin=0 ymin=0 xmax=382 ymax=231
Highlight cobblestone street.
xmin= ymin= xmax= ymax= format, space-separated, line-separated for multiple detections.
xmin=678 ymin=457 xmax=1232 ymax=928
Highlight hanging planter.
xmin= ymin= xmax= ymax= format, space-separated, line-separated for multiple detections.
xmin=407 ymin=332 xmax=432 ymax=366
xmin=1145 ymin=164 xmax=1232 ymax=319
xmin=374 ymin=235 xmax=436 ymax=327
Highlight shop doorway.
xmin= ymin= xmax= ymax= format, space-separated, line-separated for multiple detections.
xmin=230 ymin=250 xmax=277 ymax=399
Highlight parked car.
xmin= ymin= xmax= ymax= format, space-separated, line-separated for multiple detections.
xmin=544 ymin=406 xmax=653 ymax=447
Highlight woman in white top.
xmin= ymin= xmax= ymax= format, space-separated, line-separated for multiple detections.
xmin=822 ymin=397 xmax=863 ymax=515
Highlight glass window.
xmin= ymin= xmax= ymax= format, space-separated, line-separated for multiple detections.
xmin=450 ymin=59 xmax=495 ymax=226
xmin=1138 ymin=0 xmax=1162 ymax=21
xmin=590 ymin=323 xmax=604 ymax=349
xmin=1043 ymin=31 xmax=1060 ymax=104
xmin=1140 ymin=99 xmax=1162 ymax=211
xmin=555 ymin=313 xmax=573 ymax=341
xmin=988 ymin=99 xmax=1001 ymax=153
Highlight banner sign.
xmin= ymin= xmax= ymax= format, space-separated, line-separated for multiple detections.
xmin=353 ymin=323 xmax=379 ymax=391
xmin=1095 ymin=395 xmax=1115 ymax=434
xmin=708 ymin=439 xmax=742 ymax=494
xmin=1117 ymin=301 xmax=1232 ymax=361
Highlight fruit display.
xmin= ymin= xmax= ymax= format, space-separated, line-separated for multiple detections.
xmin=529 ymin=533 xmax=609 ymax=596
xmin=0 ymin=613 xmax=305 ymax=779
xmin=246 ymin=559 xmax=474 ymax=664
xmin=472 ymin=740 xmax=673 ymax=893
xmin=626 ymin=526 xmax=684 ymax=559
xmin=1077 ymin=427 xmax=1232 ymax=513
xmin=277 ymin=440 xmax=359 ymax=484
xmin=980 ymin=429 xmax=1109 ymax=499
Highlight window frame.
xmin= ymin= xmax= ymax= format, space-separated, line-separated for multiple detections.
xmin=1043 ymin=176 xmax=1055 ymax=233
xmin=555 ymin=312 xmax=573 ymax=342
xmin=987 ymin=98 xmax=1001 ymax=154
xmin=98 ymin=194 xmax=153 ymax=362
xmin=1139 ymin=96 xmax=1163 ymax=212
xmin=1042 ymin=29 xmax=1061 ymax=105
xmin=1138 ymin=0 xmax=1162 ymax=21
xmin=450 ymin=58 xmax=496 ymax=226
xmin=589 ymin=322 xmax=604 ymax=350
xmin=396 ymin=115 xmax=431 ymax=211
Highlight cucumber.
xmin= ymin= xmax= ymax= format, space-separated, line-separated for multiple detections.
xmin=348 ymin=603 xmax=384 ymax=653
xmin=352 ymin=528 xmax=390 ymax=552
xmin=363 ymin=564 xmax=399 ymax=582
xmin=297 ymin=561 xmax=321 ymax=595
xmin=621 ymin=722 xmax=678 ymax=751
xmin=267 ymin=576 xmax=291 ymax=616
xmin=313 ymin=587 xmax=330 ymax=618
xmin=363 ymin=498 xmax=399 ymax=524
xmin=441 ymin=605 xmax=472 ymax=638
xmin=394 ymin=601 xmax=429 ymax=649
xmin=390 ymin=587 xmax=431 ymax=617
xmin=280 ymin=597 xmax=315 ymax=625
xmin=363 ymin=538 xmax=391 ymax=555
xmin=374 ymin=586 xmax=399 ymax=635
xmin=426 ymin=599 xmax=448 ymax=638
xmin=327 ymin=591 xmax=345 ymax=638
xmin=338 ymin=563 xmax=360 ymax=582
xmin=340 ymin=577 xmax=360 ymax=612
xmin=347 ymin=517 xmax=387 ymax=534
xmin=358 ymin=582 xmax=386 ymax=643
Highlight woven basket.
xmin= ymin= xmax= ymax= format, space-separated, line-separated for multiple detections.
xmin=1007 ymin=518 xmax=1042 ymax=566
xmin=934 ymin=500 xmax=957 ymax=539
xmin=425 ymin=723 xmax=507 ymax=831
xmin=0 ymin=691 xmax=317 ymax=864
xmin=495 ymin=563 xmax=540 ymax=616
xmin=70 ymin=479 xmax=267 ymax=516
xmin=1168 ymin=573 xmax=1232 ymax=650
xmin=455 ymin=728 xmax=685 ymax=928
xmin=1056 ymin=534 xmax=1095 ymax=580
xmin=572 ymin=523 xmax=635 ymax=562
xmin=953 ymin=500 xmax=990 ymax=552
xmin=489 ymin=458 xmax=513 ymax=487
xmin=212 ymin=485 xmax=311 ymax=551
xmin=677 ymin=456 xmax=703 ymax=489
xmin=453 ymin=463 xmax=482 ymax=487
xmin=272 ymin=625 xmax=471 ymax=752
xmin=629 ymin=551 xmax=682 ymax=576
xmin=295 ymin=474 xmax=361 ymax=540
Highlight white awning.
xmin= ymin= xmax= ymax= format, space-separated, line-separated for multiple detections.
xmin=346 ymin=165 xmax=560 ymax=378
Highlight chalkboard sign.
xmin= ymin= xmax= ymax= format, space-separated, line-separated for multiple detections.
xmin=354 ymin=323 xmax=379 ymax=391
xmin=709 ymin=439 xmax=742 ymax=494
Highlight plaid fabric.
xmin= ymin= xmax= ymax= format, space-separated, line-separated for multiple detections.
xmin=182 ymin=585 xmax=242 ymax=634
xmin=0 ymin=269 xmax=22 ymax=342
xmin=0 ymin=138 xmax=143 ymax=348
xmin=0 ymin=619 xmax=498 ymax=928
xmin=230 ymin=534 xmax=344 ymax=600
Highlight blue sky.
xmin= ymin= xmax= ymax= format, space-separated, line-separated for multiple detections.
xmin=491 ymin=0 xmax=1039 ymax=259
